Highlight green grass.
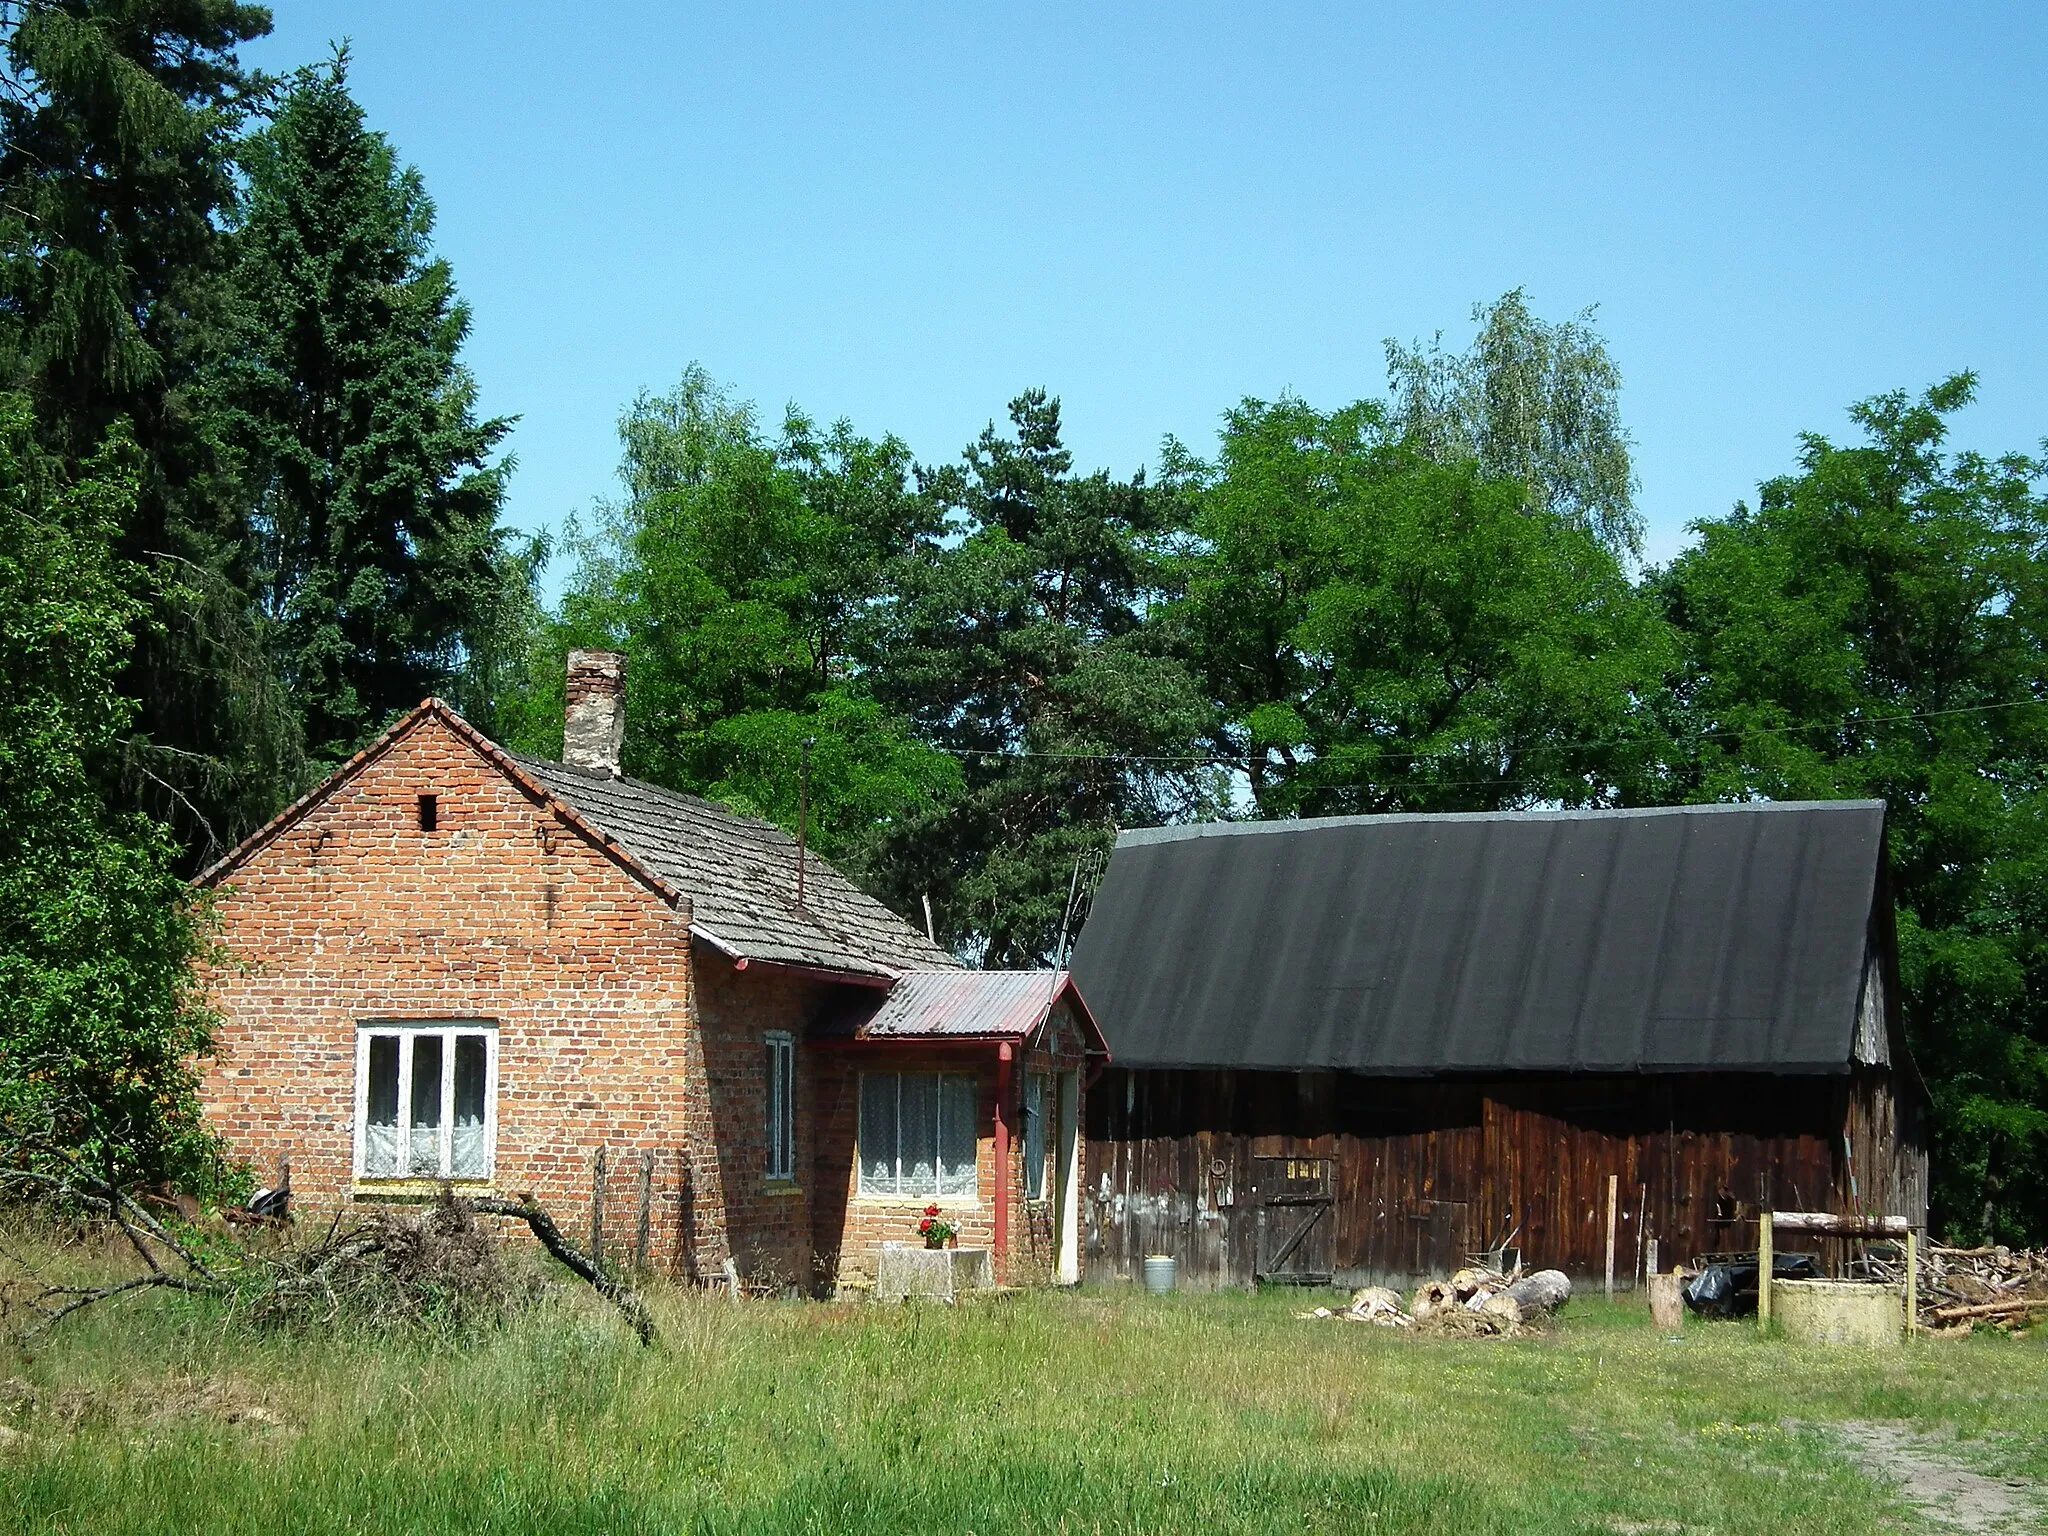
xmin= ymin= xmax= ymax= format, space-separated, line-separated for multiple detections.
xmin=0 ymin=1270 xmax=2042 ymax=1535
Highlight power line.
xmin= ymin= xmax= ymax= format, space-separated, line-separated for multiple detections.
xmin=923 ymin=695 xmax=2048 ymax=771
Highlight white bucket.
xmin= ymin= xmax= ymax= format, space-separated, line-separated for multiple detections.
xmin=1143 ymin=1254 xmax=1177 ymax=1295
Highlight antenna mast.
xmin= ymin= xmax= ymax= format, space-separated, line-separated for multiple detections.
xmin=796 ymin=737 xmax=815 ymax=908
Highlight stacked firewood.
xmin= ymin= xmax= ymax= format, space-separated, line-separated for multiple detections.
xmin=1859 ymin=1244 xmax=2048 ymax=1334
xmin=1296 ymin=1266 xmax=1572 ymax=1336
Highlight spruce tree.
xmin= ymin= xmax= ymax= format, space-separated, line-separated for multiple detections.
xmin=216 ymin=51 xmax=516 ymax=762
xmin=1 ymin=0 xmax=298 ymax=863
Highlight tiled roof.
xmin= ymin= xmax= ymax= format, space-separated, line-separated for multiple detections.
xmin=512 ymin=754 xmax=958 ymax=978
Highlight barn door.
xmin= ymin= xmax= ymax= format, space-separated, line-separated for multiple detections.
xmin=1255 ymin=1156 xmax=1333 ymax=1285
xmin=1406 ymin=1198 xmax=1472 ymax=1276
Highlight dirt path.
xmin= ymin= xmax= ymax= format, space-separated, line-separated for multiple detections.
xmin=1833 ymin=1421 xmax=2045 ymax=1534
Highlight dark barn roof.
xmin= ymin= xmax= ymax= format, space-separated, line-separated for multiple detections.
xmin=1068 ymin=801 xmax=1888 ymax=1076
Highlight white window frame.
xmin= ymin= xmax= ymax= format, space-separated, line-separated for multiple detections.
xmin=765 ymin=1031 xmax=796 ymax=1183
xmin=353 ymin=1020 xmax=499 ymax=1183
xmin=856 ymin=1070 xmax=979 ymax=1203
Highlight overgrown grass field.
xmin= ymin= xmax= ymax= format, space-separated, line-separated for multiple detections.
xmin=1 ymin=1268 xmax=2043 ymax=1535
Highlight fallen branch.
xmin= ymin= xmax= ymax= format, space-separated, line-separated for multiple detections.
xmin=1 ymin=1154 xmax=653 ymax=1346
xmin=1927 ymin=1298 xmax=2048 ymax=1323
xmin=471 ymin=1197 xmax=657 ymax=1346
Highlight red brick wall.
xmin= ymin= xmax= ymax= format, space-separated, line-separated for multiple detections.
xmin=689 ymin=957 xmax=842 ymax=1289
xmin=809 ymin=1011 xmax=1091 ymax=1288
xmin=198 ymin=713 xmax=802 ymax=1279
xmin=199 ymin=708 xmax=1090 ymax=1293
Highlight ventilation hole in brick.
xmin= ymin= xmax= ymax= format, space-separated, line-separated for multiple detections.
xmin=417 ymin=793 xmax=439 ymax=832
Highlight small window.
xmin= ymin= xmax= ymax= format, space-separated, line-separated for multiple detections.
xmin=1024 ymin=1071 xmax=1050 ymax=1201
xmin=417 ymin=793 xmax=438 ymax=831
xmin=858 ymin=1072 xmax=977 ymax=1199
xmin=357 ymin=1022 xmax=495 ymax=1181
xmin=765 ymin=1033 xmax=796 ymax=1182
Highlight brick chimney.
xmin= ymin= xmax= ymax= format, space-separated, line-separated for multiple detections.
xmin=563 ymin=649 xmax=627 ymax=777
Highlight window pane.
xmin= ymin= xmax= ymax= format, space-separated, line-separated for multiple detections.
xmin=451 ymin=1035 xmax=488 ymax=1177
xmin=1025 ymin=1073 xmax=1047 ymax=1200
xmin=409 ymin=1034 xmax=444 ymax=1176
xmin=859 ymin=1073 xmax=897 ymax=1195
xmin=900 ymin=1073 xmax=938 ymax=1197
xmin=765 ymin=1039 xmax=792 ymax=1180
xmin=778 ymin=1041 xmax=796 ymax=1177
xmin=939 ymin=1074 xmax=977 ymax=1198
xmin=364 ymin=1036 xmax=400 ymax=1176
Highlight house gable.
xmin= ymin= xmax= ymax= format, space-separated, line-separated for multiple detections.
xmin=199 ymin=700 xmax=687 ymax=918
xmin=199 ymin=706 xmax=713 ymax=1263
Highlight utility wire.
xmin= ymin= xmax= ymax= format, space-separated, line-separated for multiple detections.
xmin=921 ymin=695 xmax=2048 ymax=770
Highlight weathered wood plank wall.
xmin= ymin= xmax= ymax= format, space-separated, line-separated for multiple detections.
xmin=1084 ymin=1068 xmax=1920 ymax=1288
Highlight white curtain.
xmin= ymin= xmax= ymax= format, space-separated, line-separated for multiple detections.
xmin=939 ymin=1074 xmax=978 ymax=1198
xmin=362 ymin=1123 xmax=401 ymax=1178
xmin=900 ymin=1074 xmax=938 ymax=1196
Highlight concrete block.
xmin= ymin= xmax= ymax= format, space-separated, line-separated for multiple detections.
xmin=875 ymin=1243 xmax=994 ymax=1302
xmin=1773 ymin=1278 xmax=1903 ymax=1346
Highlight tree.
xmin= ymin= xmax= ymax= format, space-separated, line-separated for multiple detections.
xmin=215 ymin=51 xmax=518 ymax=764
xmin=1 ymin=0 xmax=299 ymax=863
xmin=1166 ymin=394 xmax=1671 ymax=820
xmin=1386 ymin=288 xmax=1641 ymax=556
xmin=0 ymin=394 xmax=231 ymax=1192
xmin=525 ymin=368 xmax=961 ymax=894
xmin=1658 ymin=375 xmax=2048 ymax=1242
xmin=875 ymin=390 xmax=1216 ymax=963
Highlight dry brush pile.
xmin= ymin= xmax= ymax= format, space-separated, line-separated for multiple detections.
xmin=0 ymin=1157 xmax=657 ymax=1346
xmin=1909 ymin=1246 xmax=2048 ymax=1336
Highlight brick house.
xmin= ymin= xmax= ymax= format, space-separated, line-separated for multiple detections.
xmin=196 ymin=652 xmax=1105 ymax=1291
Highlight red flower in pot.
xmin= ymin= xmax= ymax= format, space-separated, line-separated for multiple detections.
xmin=918 ymin=1202 xmax=958 ymax=1250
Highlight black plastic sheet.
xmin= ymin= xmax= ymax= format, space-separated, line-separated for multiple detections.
xmin=1683 ymin=1253 xmax=1822 ymax=1317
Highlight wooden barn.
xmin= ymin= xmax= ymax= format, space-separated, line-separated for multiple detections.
xmin=1068 ymin=801 xmax=1928 ymax=1288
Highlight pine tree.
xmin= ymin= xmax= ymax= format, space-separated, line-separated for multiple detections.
xmin=215 ymin=51 xmax=516 ymax=762
xmin=874 ymin=390 xmax=1215 ymax=964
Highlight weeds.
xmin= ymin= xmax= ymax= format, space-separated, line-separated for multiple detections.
xmin=0 ymin=1262 xmax=2041 ymax=1533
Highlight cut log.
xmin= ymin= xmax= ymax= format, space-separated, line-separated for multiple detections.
xmin=1770 ymin=1211 xmax=1909 ymax=1237
xmin=1648 ymin=1271 xmax=1685 ymax=1332
xmin=1927 ymin=1297 xmax=2048 ymax=1323
xmin=1495 ymin=1269 xmax=1572 ymax=1321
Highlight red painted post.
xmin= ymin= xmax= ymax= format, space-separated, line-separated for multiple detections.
xmin=994 ymin=1041 xmax=1013 ymax=1282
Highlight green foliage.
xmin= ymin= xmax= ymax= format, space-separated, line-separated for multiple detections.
xmin=0 ymin=0 xmax=272 ymax=429
xmin=870 ymin=388 xmax=1217 ymax=963
xmin=1386 ymin=288 xmax=1642 ymax=556
xmin=1 ymin=0 xmax=300 ymax=864
xmin=0 ymin=394 xmax=231 ymax=1191
xmin=1166 ymin=394 xmax=1671 ymax=818
xmin=1657 ymin=374 xmax=2048 ymax=1242
xmin=528 ymin=368 xmax=961 ymax=904
xmin=214 ymin=50 xmax=519 ymax=764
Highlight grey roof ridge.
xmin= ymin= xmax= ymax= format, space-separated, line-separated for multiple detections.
xmin=508 ymin=750 xmax=789 ymax=832
xmin=1116 ymin=798 xmax=1888 ymax=848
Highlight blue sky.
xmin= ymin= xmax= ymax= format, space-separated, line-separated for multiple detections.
xmin=248 ymin=4 xmax=2046 ymax=578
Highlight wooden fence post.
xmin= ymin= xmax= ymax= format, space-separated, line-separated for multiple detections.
xmin=1757 ymin=1209 xmax=1774 ymax=1328
xmin=634 ymin=1148 xmax=654 ymax=1275
xmin=1904 ymin=1226 xmax=1919 ymax=1341
xmin=1604 ymin=1174 xmax=1618 ymax=1300
xmin=590 ymin=1144 xmax=608 ymax=1265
